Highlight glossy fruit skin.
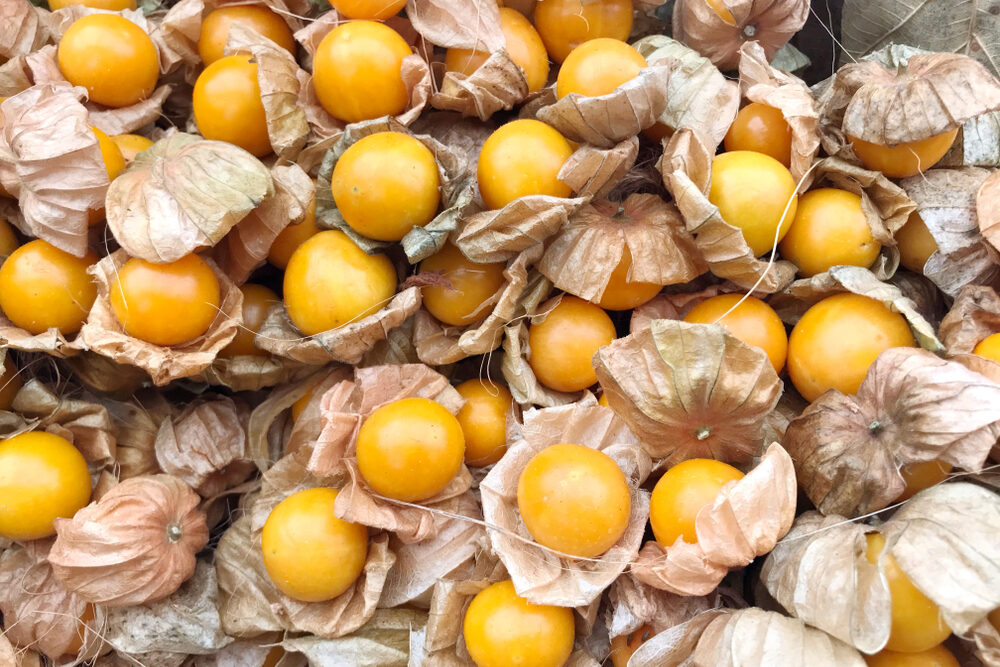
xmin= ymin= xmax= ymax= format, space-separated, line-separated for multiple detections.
xmin=974 ymin=332 xmax=1000 ymax=363
xmin=269 ymin=200 xmax=318 ymax=270
xmin=445 ymin=8 xmax=549 ymax=93
xmin=849 ymin=130 xmax=958 ymax=179
xmin=596 ymin=246 xmax=662 ymax=311
xmin=283 ymin=230 xmax=397 ymax=336
xmin=0 ymin=240 xmax=97 ymax=335
xmin=709 ymin=151 xmax=799 ymax=257
xmin=528 ymin=295 xmax=615 ymax=392
xmin=724 ymin=103 xmax=792 ymax=167
xmin=649 ymin=458 xmax=744 ymax=547
xmin=332 ymin=0 xmax=407 ymax=19
xmin=556 ymin=38 xmax=646 ymax=100
xmin=49 ymin=0 xmax=135 ymax=9
xmin=896 ymin=212 xmax=937 ymax=274
xmin=0 ymin=432 xmax=91 ymax=541
xmin=356 ymin=398 xmax=465 ymax=502
xmin=477 ymin=119 xmax=574 ymax=210
xmin=517 ymin=442 xmax=631 ymax=558
xmin=683 ymin=294 xmax=788 ymax=373
xmin=533 ymin=0 xmax=633 ymax=64
xmin=220 ymin=283 xmax=278 ymax=358
xmin=787 ymin=293 xmax=915 ymax=402
xmin=896 ymin=461 xmax=952 ymax=502
xmin=610 ymin=624 xmax=654 ymax=667
xmin=864 ymin=645 xmax=959 ymax=667
xmin=193 ymin=55 xmax=271 ymax=157
xmin=0 ymin=218 xmax=18 ymax=257
xmin=197 ymin=6 xmax=295 ymax=66
xmin=110 ymin=133 xmax=154 ymax=162
xmin=420 ymin=243 xmax=507 ymax=326
xmin=332 ymin=132 xmax=441 ymax=242
xmin=109 ymin=254 xmax=221 ymax=347
xmin=92 ymin=127 xmax=126 ymax=182
xmin=261 ymin=487 xmax=368 ymax=602
xmin=463 ymin=580 xmax=575 ymax=667
xmin=290 ymin=384 xmax=316 ymax=422
xmin=58 ymin=15 xmax=159 ymax=108
xmin=0 ymin=356 xmax=22 ymax=411
xmin=865 ymin=532 xmax=951 ymax=653
xmin=313 ymin=21 xmax=411 ymax=123
xmin=455 ymin=379 xmax=512 ymax=466
xmin=779 ymin=188 xmax=881 ymax=277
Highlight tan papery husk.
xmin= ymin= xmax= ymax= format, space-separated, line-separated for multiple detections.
xmin=411 ymin=111 xmax=498 ymax=176
xmin=0 ymin=0 xmax=50 ymax=61
xmin=65 ymin=352 xmax=148 ymax=398
xmin=557 ymin=137 xmax=639 ymax=199
xmin=606 ymin=574 xmax=720 ymax=641
xmin=432 ymin=51 xmax=530 ymax=120
xmin=48 ymin=474 xmax=209 ymax=607
xmin=939 ymin=284 xmax=1000 ymax=359
xmin=976 ymin=169 xmax=1000 ymax=261
xmin=104 ymin=390 xmax=173 ymax=481
xmin=628 ymin=285 xmax=731 ymax=332
xmin=405 ymin=0 xmax=503 ymax=52
xmin=480 ymin=400 xmax=652 ymax=606
xmin=77 ymin=250 xmax=242 ymax=386
xmin=198 ymin=354 xmax=314 ymax=393
xmin=971 ymin=617 xmax=1000 ymax=667
xmin=279 ymin=608 xmax=425 ymax=666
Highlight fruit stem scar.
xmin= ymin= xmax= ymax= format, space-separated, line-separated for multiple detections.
xmin=869 ymin=420 xmax=882 ymax=435
xmin=167 ymin=523 xmax=183 ymax=543
xmin=742 ymin=24 xmax=757 ymax=38
xmin=695 ymin=426 xmax=712 ymax=440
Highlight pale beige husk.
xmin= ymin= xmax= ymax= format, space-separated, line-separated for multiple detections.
xmin=557 ymin=137 xmax=638 ymax=200
xmin=105 ymin=133 xmax=274 ymax=264
xmin=605 ymin=574 xmax=720 ymax=642
xmin=432 ymin=51 xmax=530 ymax=120
xmin=48 ymin=474 xmax=209 ymax=607
xmin=784 ymin=346 xmax=1000 ymax=517
xmin=594 ymin=319 xmax=782 ymax=466
xmin=405 ymin=0 xmax=503 ymax=53
xmin=280 ymin=608 xmax=425 ymax=666
xmin=939 ymin=284 xmax=1000 ymax=358
xmin=479 ymin=401 xmax=652 ymax=607
xmin=198 ymin=354 xmax=314 ymax=393
xmin=66 ymin=352 xmax=148 ymax=397
xmin=77 ymin=250 xmax=242 ymax=386
xmin=972 ymin=617 xmax=1000 ymax=667
xmin=976 ymin=169 xmax=1000 ymax=259
xmin=411 ymin=111 xmax=497 ymax=177
xmin=103 ymin=390 xmax=172 ymax=481
xmin=0 ymin=0 xmax=50 ymax=61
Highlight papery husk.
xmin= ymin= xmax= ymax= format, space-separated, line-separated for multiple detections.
xmin=971 ymin=617 xmax=1000 ymax=667
xmin=539 ymin=194 xmax=705 ymax=305
xmin=557 ymin=137 xmax=638 ymax=200
xmin=405 ymin=0 xmax=503 ymax=53
xmin=193 ymin=636 xmax=307 ymax=667
xmin=628 ymin=285 xmax=730 ymax=332
xmin=432 ymin=51 xmax=530 ymax=120
xmin=594 ymin=319 xmax=782 ymax=466
xmin=360 ymin=313 xmax=420 ymax=367
xmin=662 ymin=129 xmax=798 ymax=293
xmin=976 ymin=169 xmax=1000 ymax=258
xmin=606 ymin=574 xmax=720 ymax=642
xmin=48 ymin=474 xmax=210 ymax=607
xmin=480 ymin=401 xmax=651 ymax=606
xmin=105 ymin=132 xmax=274 ymax=263
xmin=65 ymin=352 xmax=148 ymax=397
xmin=104 ymin=390 xmax=172 ymax=481
xmin=0 ymin=314 xmax=80 ymax=357
xmin=77 ymin=250 xmax=242 ymax=386
xmin=198 ymin=354 xmax=314 ymax=393
xmin=939 ymin=284 xmax=1000 ymax=358
xmin=0 ymin=635 xmax=39 ymax=667
xmin=672 ymin=0 xmax=810 ymax=71
xmin=411 ymin=111 xmax=497 ymax=177
xmin=0 ymin=539 xmax=106 ymax=662
xmin=281 ymin=608 xmax=425 ymax=666
xmin=0 ymin=0 xmax=50 ymax=60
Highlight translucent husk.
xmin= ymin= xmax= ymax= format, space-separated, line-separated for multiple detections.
xmin=557 ymin=137 xmax=639 ymax=200
xmin=605 ymin=574 xmax=720 ymax=641
xmin=65 ymin=352 xmax=149 ymax=398
xmin=280 ymin=608 xmax=425 ymax=666
xmin=431 ymin=52 xmax=530 ymax=120
xmin=0 ymin=0 xmax=50 ymax=61
xmin=103 ymin=389 xmax=172 ymax=481
xmin=975 ymin=169 xmax=1000 ymax=260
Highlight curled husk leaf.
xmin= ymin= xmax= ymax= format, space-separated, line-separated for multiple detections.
xmin=432 ymin=51 xmax=530 ymax=120
xmin=672 ymin=0 xmax=810 ymax=71
xmin=405 ymin=0 xmax=504 ymax=52
xmin=605 ymin=574 xmax=720 ymax=642
xmin=784 ymin=347 xmax=1000 ymax=517
xmin=594 ymin=319 xmax=782 ymax=466
xmin=104 ymin=390 xmax=172 ymax=481
xmin=763 ymin=483 xmax=1000 ymax=653
xmin=0 ymin=0 xmax=49 ymax=61
xmin=105 ymin=133 xmax=274 ymax=263
xmin=48 ymin=474 xmax=209 ymax=607
xmin=557 ymin=137 xmax=639 ymax=199
xmin=480 ymin=400 xmax=652 ymax=606
xmin=976 ymin=169 xmax=1000 ymax=259
xmin=940 ymin=284 xmax=1000 ymax=357
xmin=77 ymin=250 xmax=242 ymax=386
xmin=66 ymin=352 xmax=149 ymax=398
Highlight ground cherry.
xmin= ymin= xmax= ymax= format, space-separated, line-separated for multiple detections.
xmin=596 ymin=246 xmax=663 ymax=311
xmin=110 ymin=133 xmax=154 ymax=162
xmin=849 ymin=130 xmax=958 ymax=179
xmin=478 ymin=119 xmax=574 ymax=210
xmin=556 ymin=38 xmax=646 ymax=99
xmin=455 ymin=379 xmax=511 ymax=467
xmin=896 ymin=461 xmax=952 ymax=502
xmin=779 ymin=188 xmax=881 ymax=277
xmin=517 ymin=442 xmax=630 ymax=558
xmin=261 ymin=487 xmax=368 ymax=602
xmin=269 ymin=200 xmax=318 ymax=270
xmin=533 ymin=0 xmax=633 ymax=63
xmin=110 ymin=254 xmax=221 ymax=347
xmin=313 ymin=21 xmax=411 ymax=123
xmin=64 ymin=603 xmax=96 ymax=657
xmin=283 ymin=230 xmax=397 ymax=336
xmin=724 ymin=103 xmax=793 ymax=167
xmin=58 ymin=15 xmax=159 ymax=108
xmin=610 ymin=624 xmax=654 ymax=667
xmin=709 ymin=150 xmax=799 ymax=257
xmin=331 ymin=0 xmax=407 ymax=18
xmin=220 ymin=284 xmax=278 ymax=358
xmin=787 ymin=293 xmax=915 ymax=402
xmin=197 ymin=5 xmax=295 ymax=66
xmin=463 ymin=580 xmax=575 ymax=667
xmin=419 ymin=243 xmax=506 ymax=327
xmin=290 ymin=382 xmax=317 ymax=422
xmin=649 ymin=458 xmax=744 ymax=547
xmin=865 ymin=532 xmax=951 ymax=653
xmin=89 ymin=126 xmax=127 ymax=225
xmin=0 ymin=356 xmax=21 ymax=411
xmin=0 ymin=218 xmax=18 ymax=258
xmin=0 ymin=240 xmax=97 ymax=335
xmin=193 ymin=54 xmax=271 ymax=157
xmin=356 ymin=397 xmax=465 ymax=502
xmin=445 ymin=8 xmax=549 ymax=93
xmin=598 ymin=393 xmax=611 ymax=408
xmin=865 ymin=645 xmax=959 ymax=667
xmin=974 ymin=333 xmax=1000 ymax=363
xmin=50 ymin=0 xmax=135 ymax=8
xmin=332 ymin=132 xmax=440 ymax=242
xmin=0 ymin=432 xmax=91 ymax=541
xmin=896 ymin=212 xmax=938 ymax=274
xmin=683 ymin=294 xmax=788 ymax=373
xmin=528 ymin=295 xmax=616 ymax=392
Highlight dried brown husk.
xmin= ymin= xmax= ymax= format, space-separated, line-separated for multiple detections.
xmin=479 ymin=401 xmax=651 ymax=606
xmin=405 ymin=0 xmax=503 ymax=53
xmin=65 ymin=352 xmax=148 ymax=398
xmin=105 ymin=132 xmax=274 ymax=263
xmin=939 ymin=284 xmax=1000 ymax=357
xmin=784 ymin=346 xmax=1000 ymax=517
xmin=198 ymin=355 xmax=314 ymax=393
xmin=432 ymin=51 xmax=530 ymax=120
xmin=280 ymin=608 xmax=425 ymax=666
xmin=557 ymin=137 xmax=638 ymax=200
xmin=976 ymin=169 xmax=1000 ymax=259
xmin=628 ymin=285 xmax=730 ymax=332
xmin=104 ymin=390 xmax=172 ymax=481
xmin=594 ymin=319 xmax=782 ymax=466
xmin=48 ymin=474 xmax=209 ymax=607
xmin=411 ymin=111 xmax=497 ymax=177
xmin=0 ymin=0 xmax=50 ymax=60
xmin=77 ymin=250 xmax=242 ymax=386
xmin=606 ymin=574 xmax=720 ymax=642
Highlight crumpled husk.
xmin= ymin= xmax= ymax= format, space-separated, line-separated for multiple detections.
xmin=198 ymin=354 xmax=314 ymax=393
xmin=314 ymin=117 xmax=474 ymax=263
xmin=104 ymin=390 xmax=172 ymax=481
xmin=971 ymin=617 xmax=1000 ymax=667
xmin=937 ymin=284 xmax=1000 ymax=385
xmin=783 ymin=347 xmax=1000 ymax=517
xmin=628 ymin=285 xmax=731 ymax=332
xmin=976 ymin=169 xmax=1000 ymax=258
xmin=105 ymin=132 xmax=274 ymax=264
xmin=65 ymin=351 xmax=148 ymax=397
xmin=594 ymin=319 xmax=782 ymax=467
xmin=411 ymin=111 xmax=497 ymax=175
xmin=405 ymin=0 xmax=503 ymax=54
xmin=0 ymin=0 xmax=50 ymax=61
xmin=432 ymin=51 xmax=530 ymax=120
xmin=762 ymin=482 xmax=1000 ymax=653
xmin=479 ymin=400 xmax=652 ymax=606
xmin=672 ymin=0 xmax=810 ymax=71
xmin=557 ymin=137 xmax=639 ymax=200
xmin=0 ymin=312 xmax=81 ymax=358
xmin=539 ymin=194 xmax=705 ymax=305
xmin=0 ymin=539 xmax=106 ymax=662
xmin=281 ymin=608 xmax=424 ymax=666
xmin=0 ymin=634 xmax=39 ymax=667
xmin=628 ymin=607 xmax=866 ymax=667
xmin=77 ymin=250 xmax=242 ymax=386
xmin=48 ymin=474 xmax=209 ymax=607
xmin=605 ymin=574 xmax=720 ymax=642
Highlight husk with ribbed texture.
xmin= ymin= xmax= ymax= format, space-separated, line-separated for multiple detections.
xmin=432 ymin=52 xmax=530 ymax=120
xmin=65 ymin=352 xmax=148 ymax=398
xmin=0 ymin=0 xmax=50 ymax=61
xmin=280 ymin=608 xmax=425 ymax=666
xmin=104 ymin=390 xmax=172 ymax=481
xmin=557 ymin=137 xmax=639 ymax=200
xmin=605 ymin=574 xmax=720 ymax=641
xmin=628 ymin=286 xmax=730 ymax=332
xmin=940 ymin=284 xmax=1000 ymax=356
xmin=975 ymin=169 xmax=1000 ymax=260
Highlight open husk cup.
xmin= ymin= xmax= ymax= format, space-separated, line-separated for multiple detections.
xmin=76 ymin=250 xmax=242 ymax=386
xmin=605 ymin=574 xmax=721 ymax=645
xmin=479 ymin=400 xmax=652 ymax=607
